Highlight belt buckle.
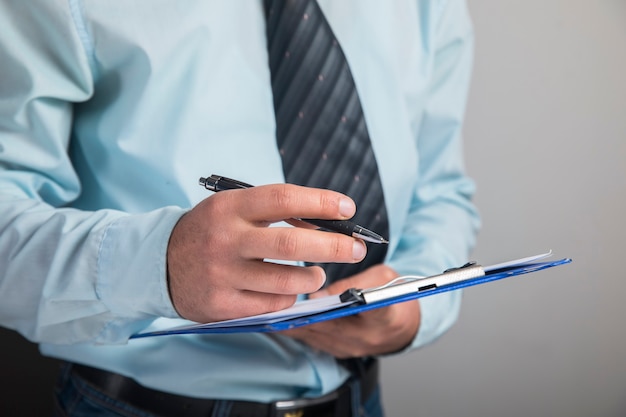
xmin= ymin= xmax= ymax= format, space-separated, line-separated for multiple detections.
xmin=272 ymin=390 xmax=339 ymax=417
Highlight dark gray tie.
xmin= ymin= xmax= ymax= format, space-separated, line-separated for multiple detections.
xmin=264 ymin=0 xmax=389 ymax=281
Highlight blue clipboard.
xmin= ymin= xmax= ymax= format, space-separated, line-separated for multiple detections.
xmin=132 ymin=256 xmax=571 ymax=338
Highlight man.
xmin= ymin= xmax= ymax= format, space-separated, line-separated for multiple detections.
xmin=0 ymin=1 xmax=479 ymax=416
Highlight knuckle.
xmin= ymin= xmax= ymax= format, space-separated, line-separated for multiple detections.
xmin=203 ymin=291 xmax=235 ymax=320
xmin=205 ymin=260 xmax=229 ymax=281
xmin=274 ymin=229 xmax=300 ymax=258
xmin=271 ymin=266 xmax=323 ymax=295
xmin=202 ymin=191 xmax=233 ymax=217
xmin=204 ymin=289 xmax=228 ymax=310
xmin=328 ymin=236 xmax=351 ymax=259
xmin=269 ymin=185 xmax=295 ymax=210
xmin=318 ymin=192 xmax=338 ymax=213
xmin=272 ymin=269 xmax=298 ymax=293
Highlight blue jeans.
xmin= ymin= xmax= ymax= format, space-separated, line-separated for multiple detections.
xmin=53 ymin=364 xmax=384 ymax=417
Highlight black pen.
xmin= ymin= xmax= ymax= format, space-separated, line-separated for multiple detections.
xmin=198 ymin=174 xmax=389 ymax=244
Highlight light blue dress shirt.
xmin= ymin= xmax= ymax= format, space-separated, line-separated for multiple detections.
xmin=0 ymin=0 xmax=479 ymax=402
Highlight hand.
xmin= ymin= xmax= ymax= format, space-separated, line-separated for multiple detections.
xmin=282 ymin=264 xmax=421 ymax=358
xmin=166 ymin=184 xmax=367 ymax=323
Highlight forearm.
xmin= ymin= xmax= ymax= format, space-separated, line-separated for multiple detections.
xmin=0 ymin=193 xmax=182 ymax=345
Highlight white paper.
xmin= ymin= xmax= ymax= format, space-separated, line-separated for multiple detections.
xmin=482 ymin=250 xmax=552 ymax=272
xmin=154 ymin=293 xmax=353 ymax=333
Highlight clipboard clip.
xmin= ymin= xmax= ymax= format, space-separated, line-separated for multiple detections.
xmin=339 ymin=287 xmax=365 ymax=303
xmin=339 ymin=274 xmax=426 ymax=303
xmin=338 ymin=261 xmax=483 ymax=305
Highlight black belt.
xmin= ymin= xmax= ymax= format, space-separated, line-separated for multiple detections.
xmin=69 ymin=359 xmax=378 ymax=417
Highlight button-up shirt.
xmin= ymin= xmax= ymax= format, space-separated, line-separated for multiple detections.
xmin=0 ymin=0 xmax=479 ymax=401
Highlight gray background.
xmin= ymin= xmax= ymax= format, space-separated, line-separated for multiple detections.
xmin=381 ymin=1 xmax=626 ymax=416
xmin=1 ymin=0 xmax=624 ymax=415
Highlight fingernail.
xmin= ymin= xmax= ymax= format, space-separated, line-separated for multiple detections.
xmin=339 ymin=198 xmax=355 ymax=218
xmin=353 ymin=240 xmax=366 ymax=260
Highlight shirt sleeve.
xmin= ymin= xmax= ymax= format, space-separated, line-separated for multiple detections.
xmin=386 ymin=0 xmax=480 ymax=350
xmin=0 ymin=2 xmax=181 ymax=345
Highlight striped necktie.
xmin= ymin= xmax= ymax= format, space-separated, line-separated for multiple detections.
xmin=264 ymin=0 xmax=389 ymax=280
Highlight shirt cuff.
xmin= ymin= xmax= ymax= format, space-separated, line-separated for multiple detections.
xmin=412 ymin=290 xmax=462 ymax=349
xmin=96 ymin=206 xmax=184 ymax=322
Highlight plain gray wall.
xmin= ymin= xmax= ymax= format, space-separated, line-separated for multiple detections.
xmin=381 ymin=1 xmax=626 ymax=416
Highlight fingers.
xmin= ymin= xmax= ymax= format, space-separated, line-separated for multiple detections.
xmin=284 ymin=315 xmax=375 ymax=358
xmin=240 ymin=226 xmax=367 ymax=264
xmin=169 ymin=263 xmax=326 ymax=323
xmin=166 ymin=183 xmax=368 ymax=324
xmin=285 ymin=300 xmax=421 ymax=358
xmin=309 ymin=264 xmax=398 ymax=299
xmin=204 ymin=185 xmax=367 ymax=264
xmin=194 ymin=264 xmax=326 ymax=322
xmin=230 ymin=262 xmax=326 ymax=295
xmin=231 ymin=183 xmax=356 ymax=223
xmin=192 ymin=291 xmax=298 ymax=323
xmin=283 ymin=265 xmax=421 ymax=357
xmin=175 ymin=287 xmax=301 ymax=323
